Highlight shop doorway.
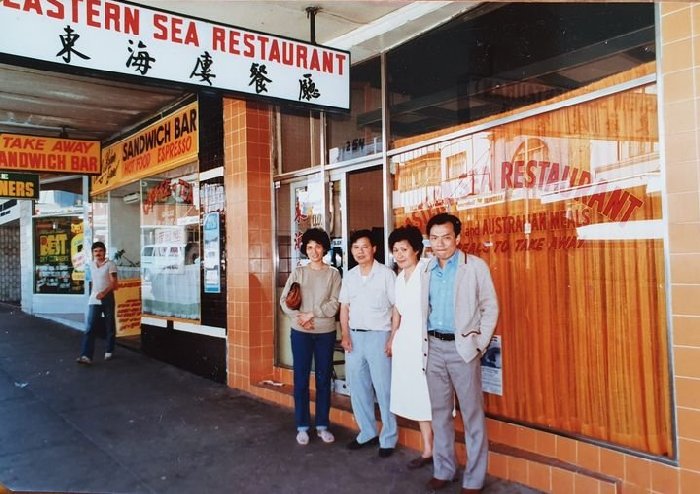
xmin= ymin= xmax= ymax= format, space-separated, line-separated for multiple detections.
xmin=328 ymin=165 xmax=386 ymax=272
xmin=327 ymin=164 xmax=386 ymax=393
xmin=275 ymin=163 xmax=387 ymax=395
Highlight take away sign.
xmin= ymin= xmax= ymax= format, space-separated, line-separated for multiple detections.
xmin=0 ymin=134 xmax=101 ymax=175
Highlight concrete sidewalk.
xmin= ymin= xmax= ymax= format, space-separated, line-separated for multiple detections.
xmin=0 ymin=303 xmax=540 ymax=494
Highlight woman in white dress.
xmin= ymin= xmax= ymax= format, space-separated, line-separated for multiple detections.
xmin=386 ymin=225 xmax=433 ymax=469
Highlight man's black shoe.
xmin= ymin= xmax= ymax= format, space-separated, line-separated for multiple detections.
xmin=378 ymin=447 xmax=394 ymax=458
xmin=346 ymin=436 xmax=379 ymax=450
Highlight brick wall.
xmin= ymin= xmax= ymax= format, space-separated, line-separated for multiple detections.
xmin=661 ymin=3 xmax=700 ymax=492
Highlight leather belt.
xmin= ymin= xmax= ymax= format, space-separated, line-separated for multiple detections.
xmin=351 ymin=328 xmax=370 ymax=332
xmin=428 ymin=330 xmax=455 ymax=341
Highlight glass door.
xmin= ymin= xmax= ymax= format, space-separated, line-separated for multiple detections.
xmin=327 ymin=164 xmax=385 ymax=393
xmin=274 ymin=164 xmax=387 ymax=396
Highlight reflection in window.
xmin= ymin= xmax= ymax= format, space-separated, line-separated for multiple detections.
xmin=391 ymin=81 xmax=670 ymax=457
xmin=277 ymin=108 xmax=321 ymax=173
xmin=327 ymin=57 xmax=383 ymax=164
xmin=387 ymin=2 xmax=655 ymax=142
xmin=140 ymin=172 xmax=200 ymax=320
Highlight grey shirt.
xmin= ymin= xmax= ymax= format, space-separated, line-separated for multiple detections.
xmin=280 ymin=264 xmax=341 ymax=333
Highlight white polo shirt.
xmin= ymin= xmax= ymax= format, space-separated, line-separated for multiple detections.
xmin=339 ymin=260 xmax=396 ymax=331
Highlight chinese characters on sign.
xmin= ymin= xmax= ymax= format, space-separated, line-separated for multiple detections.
xmin=126 ymin=39 xmax=156 ymax=75
xmin=191 ymin=51 xmax=215 ymax=85
xmin=56 ymin=25 xmax=89 ymax=63
xmin=0 ymin=0 xmax=349 ymax=109
xmin=249 ymin=63 xmax=271 ymax=94
xmin=299 ymin=73 xmax=320 ymax=101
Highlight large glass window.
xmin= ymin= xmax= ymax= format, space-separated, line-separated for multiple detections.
xmin=327 ymin=57 xmax=382 ymax=164
xmin=386 ymin=2 xmax=655 ymax=143
xmin=34 ymin=177 xmax=86 ymax=294
xmin=391 ymin=80 xmax=669 ymax=457
xmin=140 ymin=169 xmax=200 ymax=320
xmin=34 ymin=215 xmax=85 ymax=294
xmin=278 ymin=108 xmax=322 ymax=173
xmin=274 ymin=175 xmax=326 ymax=366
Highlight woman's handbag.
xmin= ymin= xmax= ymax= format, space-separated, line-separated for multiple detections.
xmin=285 ymin=282 xmax=302 ymax=310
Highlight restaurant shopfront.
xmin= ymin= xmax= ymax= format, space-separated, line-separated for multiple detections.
xmin=249 ymin=3 xmax=700 ymax=492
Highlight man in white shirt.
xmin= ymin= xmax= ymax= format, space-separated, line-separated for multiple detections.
xmin=76 ymin=242 xmax=119 ymax=365
xmin=339 ymin=230 xmax=397 ymax=457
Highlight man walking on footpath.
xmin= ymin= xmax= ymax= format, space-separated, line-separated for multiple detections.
xmin=422 ymin=213 xmax=499 ymax=494
xmin=339 ymin=229 xmax=398 ymax=458
xmin=76 ymin=241 xmax=119 ymax=365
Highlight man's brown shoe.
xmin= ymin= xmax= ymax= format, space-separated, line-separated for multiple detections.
xmin=426 ymin=477 xmax=452 ymax=491
xmin=461 ymin=489 xmax=482 ymax=494
xmin=407 ymin=455 xmax=433 ymax=469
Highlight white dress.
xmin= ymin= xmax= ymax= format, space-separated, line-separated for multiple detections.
xmin=390 ymin=263 xmax=432 ymax=421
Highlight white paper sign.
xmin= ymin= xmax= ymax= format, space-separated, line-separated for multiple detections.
xmin=481 ymin=335 xmax=502 ymax=395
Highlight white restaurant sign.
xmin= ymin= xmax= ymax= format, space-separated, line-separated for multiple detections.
xmin=0 ymin=0 xmax=350 ymax=110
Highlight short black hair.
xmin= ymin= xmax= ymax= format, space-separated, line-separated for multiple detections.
xmin=91 ymin=241 xmax=106 ymax=251
xmin=349 ymin=229 xmax=376 ymax=247
xmin=426 ymin=213 xmax=461 ymax=236
xmin=388 ymin=225 xmax=424 ymax=257
xmin=300 ymin=228 xmax=331 ymax=255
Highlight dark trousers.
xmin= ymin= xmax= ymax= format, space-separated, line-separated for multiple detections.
xmin=290 ymin=329 xmax=336 ymax=431
xmin=81 ymin=293 xmax=116 ymax=359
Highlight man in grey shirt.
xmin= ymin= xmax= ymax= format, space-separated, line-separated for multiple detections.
xmin=339 ymin=229 xmax=397 ymax=457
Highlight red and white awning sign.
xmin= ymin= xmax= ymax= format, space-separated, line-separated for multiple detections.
xmin=0 ymin=0 xmax=350 ymax=110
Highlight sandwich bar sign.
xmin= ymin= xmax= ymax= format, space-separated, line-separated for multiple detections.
xmin=0 ymin=133 xmax=101 ymax=175
xmin=0 ymin=0 xmax=350 ymax=110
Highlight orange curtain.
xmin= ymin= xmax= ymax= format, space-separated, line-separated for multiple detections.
xmin=392 ymin=76 xmax=672 ymax=457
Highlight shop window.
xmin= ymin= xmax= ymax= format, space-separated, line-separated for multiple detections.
xmin=278 ymin=108 xmax=321 ymax=173
xmin=391 ymin=80 xmax=670 ymax=458
xmin=327 ymin=57 xmax=382 ymax=164
xmin=386 ymin=2 xmax=655 ymax=143
xmin=140 ymin=171 xmax=201 ymax=320
xmin=89 ymin=195 xmax=108 ymax=248
xmin=36 ymin=177 xmax=83 ymax=215
xmin=34 ymin=177 xmax=86 ymax=294
xmin=274 ymin=175 xmax=326 ymax=366
xmin=33 ymin=216 xmax=85 ymax=294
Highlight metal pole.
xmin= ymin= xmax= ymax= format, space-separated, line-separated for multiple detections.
xmin=305 ymin=6 xmax=320 ymax=44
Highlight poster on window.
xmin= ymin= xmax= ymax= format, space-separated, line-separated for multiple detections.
xmin=34 ymin=217 xmax=85 ymax=294
xmin=481 ymin=336 xmax=502 ymax=396
xmin=203 ymin=212 xmax=221 ymax=293
xmin=115 ymin=279 xmax=142 ymax=336
xmin=291 ymin=173 xmax=324 ymax=267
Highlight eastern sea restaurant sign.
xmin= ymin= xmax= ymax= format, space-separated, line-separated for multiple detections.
xmin=0 ymin=0 xmax=350 ymax=110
